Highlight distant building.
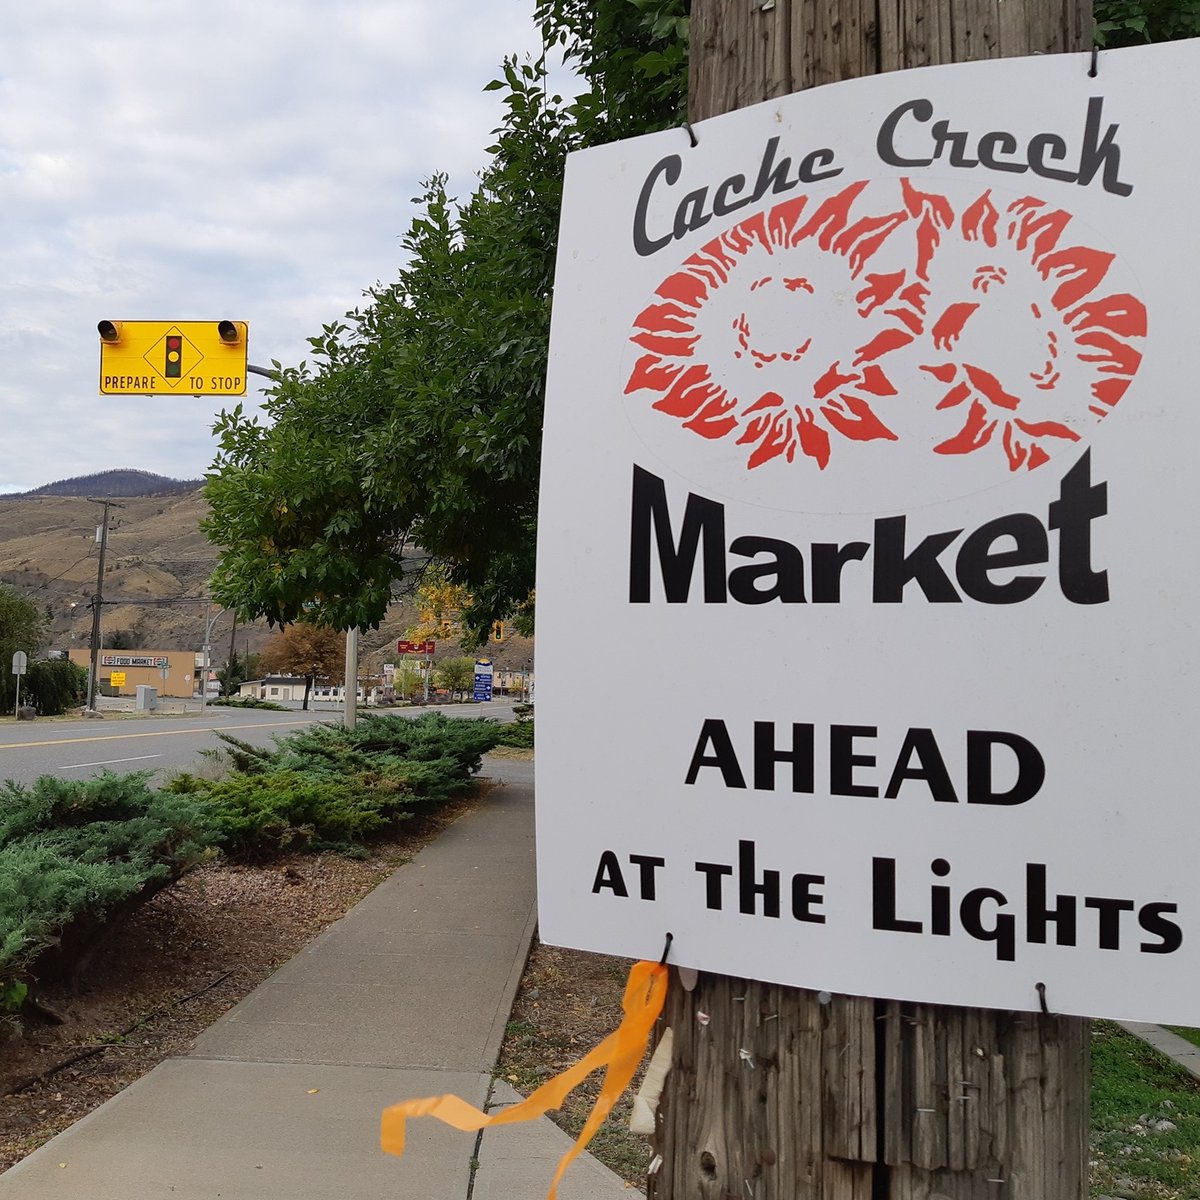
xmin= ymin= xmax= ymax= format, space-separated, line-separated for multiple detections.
xmin=239 ymin=676 xmax=310 ymax=703
xmin=68 ymin=649 xmax=196 ymax=698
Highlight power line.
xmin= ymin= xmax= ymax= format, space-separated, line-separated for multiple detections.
xmin=30 ymin=550 xmax=97 ymax=591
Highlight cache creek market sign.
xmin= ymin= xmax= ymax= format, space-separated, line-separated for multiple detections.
xmin=536 ymin=40 xmax=1200 ymax=1024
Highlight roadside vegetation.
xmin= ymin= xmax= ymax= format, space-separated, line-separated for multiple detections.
xmin=499 ymin=956 xmax=1200 ymax=1198
xmin=207 ymin=696 xmax=288 ymax=711
xmin=0 ymin=713 xmax=528 ymax=1029
xmin=1091 ymin=1021 xmax=1200 ymax=1197
xmin=0 ymin=773 xmax=213 ymax=1025
xmin=0 ymin=585 xmax=88 ymax=717
xmin=168 ymin=714 xmax=501 ymax=860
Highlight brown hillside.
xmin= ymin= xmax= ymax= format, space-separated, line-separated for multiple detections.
xmin=0 ymin=491 xmax=534 ymax=674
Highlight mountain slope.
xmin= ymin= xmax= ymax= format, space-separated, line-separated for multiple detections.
xmin=5 ymin=470 xmax=202 ymax=499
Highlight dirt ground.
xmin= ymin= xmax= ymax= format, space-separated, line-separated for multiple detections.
xmin=0 ymin=760 xmax=649 ymax=1189
xmin=495 ymin=939 xmax=651 ymax=1188
xmin=0 ymin=795 xmax=478 ymax=1173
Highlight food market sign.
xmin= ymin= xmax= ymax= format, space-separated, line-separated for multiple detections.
xmin=536 ymin=41 xmax=1200 ymax=1024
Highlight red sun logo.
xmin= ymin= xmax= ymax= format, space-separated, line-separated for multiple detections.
xmin=624 ymin=178 xmax=1145 ymax=480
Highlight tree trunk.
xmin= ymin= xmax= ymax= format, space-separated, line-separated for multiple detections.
xmin=652 ymin=4 xmax=1093 ymax=1198
xmin=303 ymin=673 xmax=313 ymax=711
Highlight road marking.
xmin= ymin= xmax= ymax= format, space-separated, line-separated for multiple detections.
xmin=61 ymin=754 xmax=164 ymax=770
xmin=0 ymin=719 xmax=314 ymax=752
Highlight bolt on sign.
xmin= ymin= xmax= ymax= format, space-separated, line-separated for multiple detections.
xmin=536 ymin=40 xmax=1200 ymax=1025
xmin=97 ymin=320 xmax=247 ymax=395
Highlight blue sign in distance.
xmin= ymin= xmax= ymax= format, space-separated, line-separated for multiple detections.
xmin=473 ymin=659 xmax=494 ymax=702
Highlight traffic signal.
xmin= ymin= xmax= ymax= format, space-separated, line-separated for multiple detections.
xmin=164 ymin=332 xmax=183 ymax=378
xmin=491 ymin=621 xmax=504 ymax=642
xmin=97 ymin=320 xmax=122 ymax=343
xmin=217 ymin=320 xmax=241 ymax=344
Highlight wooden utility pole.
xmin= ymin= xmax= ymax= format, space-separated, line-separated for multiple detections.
xmin=650 ymin=4 xmax=1093 ymax=1199
xmin=84 ymin=497 xmax=123 ymax=714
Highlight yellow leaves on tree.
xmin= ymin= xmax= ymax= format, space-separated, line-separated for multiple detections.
xmin=406 ymin=568 xmax=472 ymax=645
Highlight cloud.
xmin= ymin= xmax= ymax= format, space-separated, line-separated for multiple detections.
xmin=0 ymin=0 xmax=554 ymax=493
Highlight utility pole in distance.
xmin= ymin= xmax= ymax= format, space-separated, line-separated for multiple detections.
xmin=649 ymin=5 xmax=1093 ymax=1199
xmin=84 ymin=497 xmax=124 ymax=715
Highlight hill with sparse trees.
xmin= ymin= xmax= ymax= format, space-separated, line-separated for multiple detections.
xmin=3 ymin=470 xmax=202 ymax=499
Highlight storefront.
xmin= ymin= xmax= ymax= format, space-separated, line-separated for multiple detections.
xmin=68 ymin=650 xmax=197 ymax=698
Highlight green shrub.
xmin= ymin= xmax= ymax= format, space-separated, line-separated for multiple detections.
xmin=23 ymin=658 xmax=87 ymax=715
xmin=171 ymin=770 xmax=389 ymax=860
xmin=494 ymin=720 xmax=534 ymax=749
xmin=0 ymin=773 xmax=214 ymax=998
xmin=209 ymin=696 xmax=288 ymax=710
xmin=270 ymin=712 xmax=501 ymax=775
xmin=167 ymin=713 xmax=505 ymax=861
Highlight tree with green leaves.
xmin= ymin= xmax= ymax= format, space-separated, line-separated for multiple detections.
xmin=217 ymin=651 xmax=247 ymax=698
xmin=24 ymin=659 xmax=87 ymax=716
xmin=0 ymin=586 xmax=44 ymax=713
xmin=434 ymin=656 xmax=476 ymax=702
xmin=102 ymin=629 xmax=143 ymax=650
xmin=205 ymin=0 xmax=1183 ymax=643
xmin=203 ymin=1 xmax=689 ymax=644
xmin=1094 ymin=0 xmax=1200 ymax=44
xmin=391 ymin=660 xmax=426 ymax=702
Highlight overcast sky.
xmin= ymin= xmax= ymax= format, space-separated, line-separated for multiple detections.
xmin=0 ymin=1 xmax=554 ymax=494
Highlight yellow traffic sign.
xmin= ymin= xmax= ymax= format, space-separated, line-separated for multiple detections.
xmin=98 ymin=320 xmax=248 ymax=395
xmin=110 ymin=671 xmax=127 ymax=687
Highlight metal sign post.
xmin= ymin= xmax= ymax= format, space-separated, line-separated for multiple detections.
xmin=397 ymin=640 xmax=436 ymax=704
xmin=472 ymin=659 xmax=494 ymax=704
xmin=11 ymin=650 xmax=27 ymax=715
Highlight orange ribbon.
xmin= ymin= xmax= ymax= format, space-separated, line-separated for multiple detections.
xmin=381 ymin=959 xmax=668 ymax=1199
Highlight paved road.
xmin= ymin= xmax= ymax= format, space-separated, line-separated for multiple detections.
xmin=0 ymin=702 xmax=520 ymax=786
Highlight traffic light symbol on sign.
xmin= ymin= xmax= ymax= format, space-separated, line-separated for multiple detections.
xmin=165 ymin=333 xmax=183 ymax=379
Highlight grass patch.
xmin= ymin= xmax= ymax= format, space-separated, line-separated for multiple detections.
xmin=1165 ymin=1027 xmax=1200 ymax=1051
xmin=1091 ymin=1021 xmax=1200 ymax=1198
xmin=496 ymin=941 xmax=651 ymax=1188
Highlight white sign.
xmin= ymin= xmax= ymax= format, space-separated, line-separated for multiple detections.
xmin=537 ymin=40 xmax=1200 ymax=1024
xmin=101 ymin=654 xmax=169 ymax=668
xmin=11 ymin=651 xmax=26 ymax=675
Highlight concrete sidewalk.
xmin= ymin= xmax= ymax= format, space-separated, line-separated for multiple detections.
xmin=0 ymin=757 xmax=633 ymax=1199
